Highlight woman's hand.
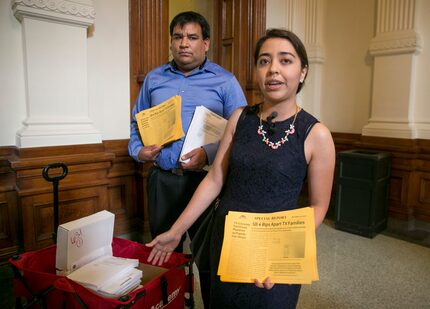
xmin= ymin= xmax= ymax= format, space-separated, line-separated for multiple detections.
xmin=146 ymin=230 xmax=181 ymax=266
xmin=254 ymin=277 xmax=275 ymax=290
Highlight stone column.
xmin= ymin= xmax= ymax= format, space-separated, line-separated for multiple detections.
xmin=362 ymin=0 xmax=421 ymax=138
xmin=284 ymin=0 xmax=326 ymax=118
xmin=12 ymin=0 xmax=102 ymax=147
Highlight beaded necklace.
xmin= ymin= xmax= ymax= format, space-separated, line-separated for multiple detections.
xmin=257 ymin=104 xmax=299 ymax=150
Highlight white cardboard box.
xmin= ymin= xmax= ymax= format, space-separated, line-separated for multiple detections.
xmin=56 ymin=210 xmax=115 ymax=275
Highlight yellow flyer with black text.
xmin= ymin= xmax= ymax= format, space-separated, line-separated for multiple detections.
xmin=217 ymin=207 xmax=318 ymax=284
xmin=135 ymin=95 xmax=184 ymax=146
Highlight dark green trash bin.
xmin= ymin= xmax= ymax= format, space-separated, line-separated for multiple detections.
xmin=334 ymin=150 xmax=391 ymax=238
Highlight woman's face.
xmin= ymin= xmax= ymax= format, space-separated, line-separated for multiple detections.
xmin=256 ymin=38 xmax=307 ymax=104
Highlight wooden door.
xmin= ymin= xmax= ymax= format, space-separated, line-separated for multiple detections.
xmin=213 ymin=0 xmax=266 ymax=105
xmin=129 ymin=0 xmax=169 ymax=108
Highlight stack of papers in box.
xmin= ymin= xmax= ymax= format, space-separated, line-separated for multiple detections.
xmin=67 ymin=256 xmax=143 ymax=298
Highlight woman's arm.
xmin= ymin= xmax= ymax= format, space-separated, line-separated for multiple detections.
xmin=146 ymin=107 xmax=246 ymax=265
xmin=304 ymin=122 xmax=336 ymax=228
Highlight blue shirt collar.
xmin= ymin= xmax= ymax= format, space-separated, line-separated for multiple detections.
xmin=165 ymin=57 xmax=215 ymax=75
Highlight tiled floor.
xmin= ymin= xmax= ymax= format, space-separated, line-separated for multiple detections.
xmin=1 ymin=218 xmax=429 ymax=309
xmin=297 ymin=220 xmax=430 ymax=308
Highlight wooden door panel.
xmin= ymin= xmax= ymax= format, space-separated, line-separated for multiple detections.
xmin=213 ymin=0 xmax=265 ymax=105
xmin=129 ymin=0 xmax=169 ymax=108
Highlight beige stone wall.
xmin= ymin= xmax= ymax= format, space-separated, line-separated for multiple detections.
xmin=266 ymin=0 xmax=430 ymax=137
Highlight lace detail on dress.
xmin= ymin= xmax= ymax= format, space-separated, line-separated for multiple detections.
xmin=219 ymin=108 xmax=318 ymax=214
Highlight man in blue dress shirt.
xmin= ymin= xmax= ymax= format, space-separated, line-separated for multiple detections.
xmin=128 ymin=11 xmax=246 ymax=308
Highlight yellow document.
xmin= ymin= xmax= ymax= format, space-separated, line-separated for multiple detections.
xmin=218 ymin=207 xmax=318 ymax=284
xmin=135 ymin=96 xmax=185 ymax=146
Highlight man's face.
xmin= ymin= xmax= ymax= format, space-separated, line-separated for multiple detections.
xmin=170 ymin=22 xmax=210 ymax=74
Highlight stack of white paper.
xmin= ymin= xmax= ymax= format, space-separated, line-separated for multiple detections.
xmin=180 ymin=105 xmax=227 ymax=165
xmin=67 ymin=256 xmax=143 ymax=298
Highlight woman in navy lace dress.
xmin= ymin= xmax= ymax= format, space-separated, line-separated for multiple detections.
xmin=147 ymin=29 xmax=335 ymax=308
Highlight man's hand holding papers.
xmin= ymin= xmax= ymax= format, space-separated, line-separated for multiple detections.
xmin=218 ymin=207 xmax=319 ymax=285
xmin=179 ymin=106 xmax=227 ymax=167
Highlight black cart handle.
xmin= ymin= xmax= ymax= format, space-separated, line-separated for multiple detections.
xmin=42 ymin=163 xmax=68 ymax=182
xmin=42 ymin=162 xmax=68 ymax=243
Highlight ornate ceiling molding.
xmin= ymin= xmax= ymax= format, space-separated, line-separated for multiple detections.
xmin=12 ymin=0 xmax=95 ymax=27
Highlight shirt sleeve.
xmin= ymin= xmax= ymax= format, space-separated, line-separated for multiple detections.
xmin=128 ymin=80 xmax=151 ymax=163
xmin=222 ymin=75 xmax=248 ymax=118
xmin=202 ymin=142 xmax=219 ymax=165
xmin=204 ymin=75 xmax=247 ymax=165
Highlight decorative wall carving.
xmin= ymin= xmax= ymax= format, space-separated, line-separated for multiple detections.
xmin=12 ymin=0 xmax=95 ymax=26
xmin=369 ymin=30 xmax=422 ymax=56
xmin=364 ymin=0 xmax=422 ymax=139
xmin=12 ymin=0 xmax=101 ymax=148
xmin=369 ymin=0 xmax=421 ymax=56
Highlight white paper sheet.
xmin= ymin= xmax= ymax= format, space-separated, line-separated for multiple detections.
xmin=67 ymin=256 xmax=141 ymax=296
xmin=180 ymin=106 xmax=227 ymax=164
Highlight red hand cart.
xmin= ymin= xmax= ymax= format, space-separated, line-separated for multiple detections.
xmin=9 ymin=163 xmax=194 ymax=308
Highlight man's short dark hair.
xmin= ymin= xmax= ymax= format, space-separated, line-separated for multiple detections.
xmin=170 ymin=11 xmax=210 ymax=40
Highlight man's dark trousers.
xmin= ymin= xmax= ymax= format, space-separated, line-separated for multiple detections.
xmin=147 ymin=167 xmax=211 ymax=309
